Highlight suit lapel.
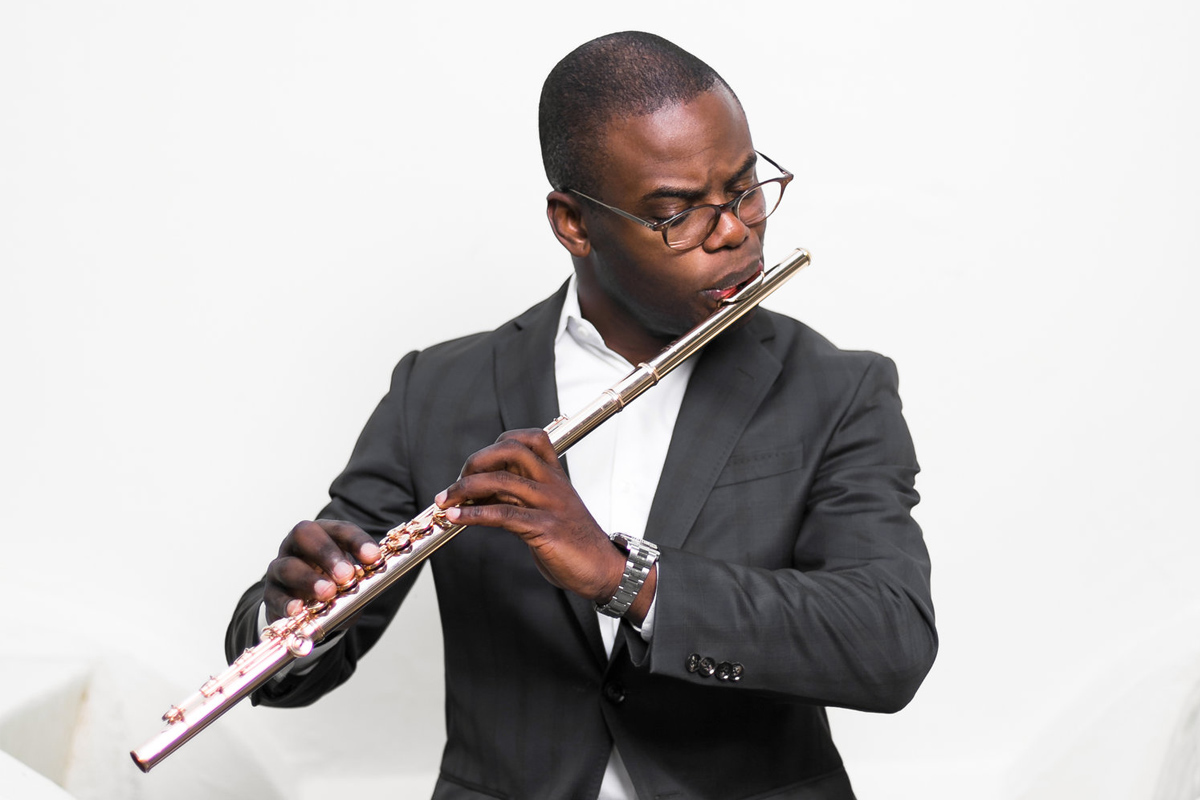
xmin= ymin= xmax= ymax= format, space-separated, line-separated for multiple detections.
xmin=494 ymin=284 xmax=566 ymax=432
xmin=610 ymin=315 xmax=781 ymax=668
xmin=645 ymin=313 xmax=782 ymax=552
xmin=493 ymin=282 xmax=609 ymax=663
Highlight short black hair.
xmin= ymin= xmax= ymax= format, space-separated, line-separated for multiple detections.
xmin=538 ymin=31 xmax=736 ymax=195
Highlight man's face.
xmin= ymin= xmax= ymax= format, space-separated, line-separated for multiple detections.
xmin=577 ymin=87 xmax=768 ymax=348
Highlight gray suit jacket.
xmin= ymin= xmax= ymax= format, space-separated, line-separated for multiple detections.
xmin=227 ymin=285 xmax=936 ymax=800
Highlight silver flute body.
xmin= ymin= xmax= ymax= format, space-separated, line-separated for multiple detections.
xmin=131 ymin=247 xmax=810 ymax=772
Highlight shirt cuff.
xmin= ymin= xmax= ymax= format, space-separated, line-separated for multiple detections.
xmin=635 ymin=564 xmax=658 ymax=642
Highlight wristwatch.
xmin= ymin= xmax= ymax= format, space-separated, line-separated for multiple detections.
xmin=596 ymin=532 xmax=660 ymax=619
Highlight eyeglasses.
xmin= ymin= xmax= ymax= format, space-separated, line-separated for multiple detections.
xmin=569 ymin=152 xmax=792 ymax=251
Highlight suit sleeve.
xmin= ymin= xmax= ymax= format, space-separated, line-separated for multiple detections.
xmin=629 ymin=354 xmax=936 ymax=713
xmin=225 ymin=351 xmax=426 ymax=708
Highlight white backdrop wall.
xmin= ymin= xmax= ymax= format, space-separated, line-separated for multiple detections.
xmin=2 ymin=2 xmax=1197 ymax=799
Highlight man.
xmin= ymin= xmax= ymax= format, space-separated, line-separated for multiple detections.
xmin=227 ymin=31 xmax=936 ymax=800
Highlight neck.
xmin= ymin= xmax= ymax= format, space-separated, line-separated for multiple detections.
xmin=575 ymin=283 xmax=673 ymax=365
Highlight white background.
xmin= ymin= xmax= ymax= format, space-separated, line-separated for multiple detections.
xmin=2 ymin=2 xmax=1198 ymax=798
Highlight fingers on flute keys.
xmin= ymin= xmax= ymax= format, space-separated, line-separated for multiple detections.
xmin=265 ymin=519 xmax=381 ymax=622
xmin=435 ymin=429 xmax=622 ymax=603
xmin=436 ymin=428 xmax=563 ymax=519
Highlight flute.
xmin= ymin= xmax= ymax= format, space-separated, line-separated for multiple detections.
xmin=131 ymin=247 xmax=811 ymax=772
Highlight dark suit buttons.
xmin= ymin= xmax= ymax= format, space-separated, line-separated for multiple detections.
xmin=603 ymin=680 xmax=626 ymax=705
xmin=715 ymin=661 xmax=744 ymax=681
xmin=687 ymin=653 xmax=743 ymax=680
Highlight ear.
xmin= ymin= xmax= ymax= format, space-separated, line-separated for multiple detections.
xmin=546 ymin=191 xmax=590 ymax=258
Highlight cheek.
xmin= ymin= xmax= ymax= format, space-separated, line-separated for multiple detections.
xmin=594 ymin=233 xmax=679 ymax=299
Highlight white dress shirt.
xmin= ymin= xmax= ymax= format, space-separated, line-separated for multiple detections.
xmin=553 ymin=275 xmax=695 ymax=799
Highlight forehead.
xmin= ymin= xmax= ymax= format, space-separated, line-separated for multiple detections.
xmin=595 ymin=88 xmax=755 ymax=200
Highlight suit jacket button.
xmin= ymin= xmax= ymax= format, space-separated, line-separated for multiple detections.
xmin=730 ymin=662 xmax=744 ymax=681
xmin=715 ymin=661 xmax=733 ymax=681
xmin=685 ymin=653 xmax=702 ymax=673
xmin=603 ymin=680 xmax=626 ymax=705
xmin=698 ymin=657 xmax=716 ymax=677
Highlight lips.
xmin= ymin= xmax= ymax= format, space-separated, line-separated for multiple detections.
xmin=705 ymin=260 xmax=764 ymax=303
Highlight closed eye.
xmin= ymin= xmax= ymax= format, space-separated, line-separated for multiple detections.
xmin=651 ymin=207 xmax=691 ymax=222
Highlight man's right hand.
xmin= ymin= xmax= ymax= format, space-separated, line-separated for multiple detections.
xmin=263 ymin=519 xmax=382 ymax=623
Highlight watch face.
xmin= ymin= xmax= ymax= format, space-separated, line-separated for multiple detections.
xmin=610 ymin=532 xmax=659 ymax=560
xmin=611 ymin=532 xmax=633 ymax=552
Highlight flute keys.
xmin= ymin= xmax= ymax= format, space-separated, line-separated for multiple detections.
xmin=382 ymin=531 xmax=412 ymax=556
xmin=285 ymin=634 xmax=313 ymax=657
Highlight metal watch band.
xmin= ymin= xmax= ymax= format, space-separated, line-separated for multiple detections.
xmin=596 ymin=532 xmax=660 ymax=619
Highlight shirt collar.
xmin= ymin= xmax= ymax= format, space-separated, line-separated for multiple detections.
xmin=553 ymin=273 xmax=580 ymax=343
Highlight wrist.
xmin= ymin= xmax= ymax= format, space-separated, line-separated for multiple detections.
xmin=595 ymin=544 xmax=628 ymax=605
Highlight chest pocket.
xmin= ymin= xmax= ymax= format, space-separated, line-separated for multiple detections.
xmin=712 ymin=445 xmax=806 ymax=488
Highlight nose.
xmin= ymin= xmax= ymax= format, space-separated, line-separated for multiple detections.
xmin=703 ymin=204 xmax=751 ymax=251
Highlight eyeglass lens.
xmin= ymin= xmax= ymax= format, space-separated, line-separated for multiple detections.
xmin=664 ymin=180 xmax=785 ymax=249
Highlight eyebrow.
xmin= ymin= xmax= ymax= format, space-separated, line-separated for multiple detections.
xmin=638 ymin=152 xmax=759 ymax=205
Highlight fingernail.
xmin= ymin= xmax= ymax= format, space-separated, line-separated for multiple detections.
xmin=446 ymin=506 xmax=461 ymax=522
xmin=361 ymin=542 xmax=381 ymax=562
xmin=332 ymin=561 xmax=354 ymax=583
xmin=286 ymin=599 xmax=303 ymax=617
xmin=315 ymin=579 xmax=335 ymax=597
xmin=434 ymin=491 xmax=448 ymax=507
